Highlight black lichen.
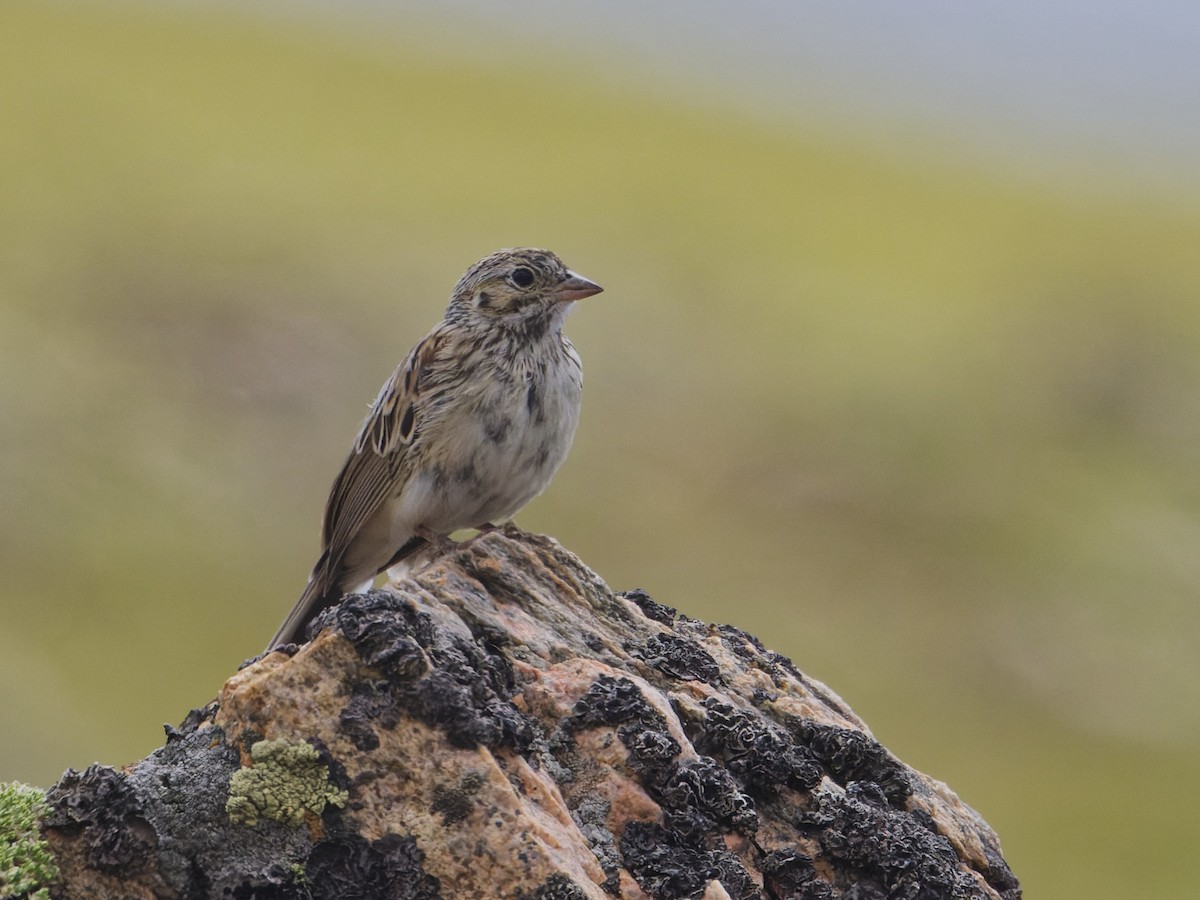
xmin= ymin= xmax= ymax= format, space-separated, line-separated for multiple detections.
xmin=619 ymin=726 xmax=681 ymax=779
xmin=566 ymin=675 xmax=667 ymax=734
xmin=517 ymin=872 xmax=590 ymax=900
xmin=568 ymin=675 xmax=756 ymax=859
xmin=815 ymin=783 xmax=988 ymax=900
xmin=619 ymin=821 xmax=717 ymax=900
xmin=565 ymin=676 xmax=684 ymax=792
xmin=760 ymin=849 xmax=833 ymax=900
xmin=582 ymin=631 xmax=607 ymax=652
xmin=308 ymin=736 xmax=351 ymax=800
xmin=618 ymin=823 xmax=759 ymax=900
xmin=797 ymin=723 xmax=912 ymax=806
xmin=314 ymin=591 xmax=430 ymax=680
xmin=656 ymin=757 xmax=758 ymax=840
xmin=708 ymin=850 xmax=759 ymax=900
xmin=328 ymin=591 xmax=538 ymax=753
xmin=45 ymin=764 xmax=154 ymax=872
xmin=339 ymin=682 xmax=384 ymax=752
xmin=838 ymin=883 xmax=888 ymax=900
xmin=691 ymin=699 xmax=823 ymax=799
xmin=566 ymin=676 xmax=762 ymax=892
xmin=620 ymin=588 xmax=678 ymax=625
xmin=305 ymin=833 xmax=440 ymax=900
xmin=714 ymin=624 xmax=803 ymax=683
xmin=430 ymin=771 xmax=485 ymax=827
xmin=635 ymin=634 xmax=721 ymax=684
xmin=411 ymin=670 xmax=504 ymax=748
xmin=229 ymin=865 xmax=310 ymax=899
xmin=164 ymin=701 xmax=219 ymax=743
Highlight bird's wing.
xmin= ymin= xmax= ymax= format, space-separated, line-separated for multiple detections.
xmin=317 ymin=326 xmax=449 ymax=574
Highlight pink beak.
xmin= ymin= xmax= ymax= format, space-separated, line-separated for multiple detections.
xmin=551 ymin=271 xmax=604 ymax=302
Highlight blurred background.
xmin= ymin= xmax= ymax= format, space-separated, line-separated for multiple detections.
xmin=2 ymin=1 xmax=1198 ymax=896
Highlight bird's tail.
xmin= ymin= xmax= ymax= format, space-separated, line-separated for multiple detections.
xmin=266 ymin=536 xmax=429 ymax=652
xmin=266 ymin=572 xmax=341 ymax=652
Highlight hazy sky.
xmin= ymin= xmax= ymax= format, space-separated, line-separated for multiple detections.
xmin=236 ymin=0 xmax=1200 ymax=187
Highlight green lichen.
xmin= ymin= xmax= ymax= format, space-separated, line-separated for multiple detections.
xmin=0 ymin=782 xmax=58 ymax=900
xmin=225 ymin=738 xmax=347 ymax=827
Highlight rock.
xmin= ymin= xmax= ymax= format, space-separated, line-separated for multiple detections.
xmin=37 ymin=526 xmax=1020 ymax=899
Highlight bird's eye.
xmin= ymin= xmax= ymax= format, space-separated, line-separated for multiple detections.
xmin=511 ymin=267 xmax=535 ymax=288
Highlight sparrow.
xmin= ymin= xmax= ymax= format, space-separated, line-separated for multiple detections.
xmin=267 ymin=248 xmax=603 ymax=650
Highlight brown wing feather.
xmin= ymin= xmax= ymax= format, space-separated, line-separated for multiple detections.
xmin=316 ymin=326 xmax=449 ymax=585
xmin=270 ymin=324 xmax=453 ymax=651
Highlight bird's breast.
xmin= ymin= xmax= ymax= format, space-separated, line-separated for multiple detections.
xmin=414 ymin=342 xmax=582 ymax=531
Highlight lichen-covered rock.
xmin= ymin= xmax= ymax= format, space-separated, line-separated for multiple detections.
xmin=35 ymin=526 xmax=1020 ymax=899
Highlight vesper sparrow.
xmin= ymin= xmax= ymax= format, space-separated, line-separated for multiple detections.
xmin=267 ymin=248 xmax=603 ymax=650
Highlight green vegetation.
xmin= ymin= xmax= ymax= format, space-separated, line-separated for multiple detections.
xmin=1 ymin=3 xmax=1197 ymax=897
xmin=0 ymin=782 xmax=57 ymax=900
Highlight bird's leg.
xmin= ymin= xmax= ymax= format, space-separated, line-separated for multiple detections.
xmin=414 ymin=526 xmax=458 ymax=555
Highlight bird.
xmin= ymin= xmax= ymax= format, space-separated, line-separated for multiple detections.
xmin=267 ymin=248 xmax=603 ymax=650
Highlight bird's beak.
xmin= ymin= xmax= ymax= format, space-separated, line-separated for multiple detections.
xmin=551 ymin=271 xmax=604 ymax=302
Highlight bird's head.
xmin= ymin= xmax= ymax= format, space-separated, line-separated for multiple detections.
xmin=447 ymin=248 xmax=602 ymax=331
